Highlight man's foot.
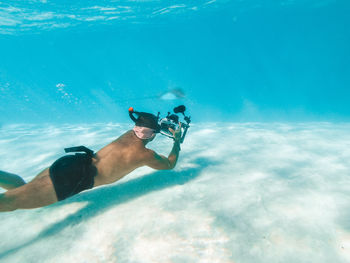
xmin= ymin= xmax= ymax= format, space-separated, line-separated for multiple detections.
xmin=0 ymin=170 xmax=26 ymax=190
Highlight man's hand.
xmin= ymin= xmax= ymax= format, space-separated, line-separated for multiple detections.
xmin=169 ymin=122 xmax=182 ymax=142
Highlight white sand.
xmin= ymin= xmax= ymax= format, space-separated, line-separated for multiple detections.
xmin=0 ymin=122 xmax=350 ymax=263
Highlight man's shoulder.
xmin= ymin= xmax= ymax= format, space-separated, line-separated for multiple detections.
xmin=142 ymin=148 xmax=156 ymax=159
xmin=142 ymin=148 xmax=171 ymax=170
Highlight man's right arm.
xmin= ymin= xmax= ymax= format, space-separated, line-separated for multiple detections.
xmin=145 ymin=123 xmax=182 ymax=170
xmin=145 ymin=140 xmax=181 ymax=170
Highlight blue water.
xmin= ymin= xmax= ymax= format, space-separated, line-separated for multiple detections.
xmin=1 ymin=1 xmax=350 ymax=262
xmin=1 ymin=0 xmax=349 ymax=123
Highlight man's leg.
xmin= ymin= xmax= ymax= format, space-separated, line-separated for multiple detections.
xmin=0 ymin=170 xmax=26 ymax=190
xmin=0 ymin=168 xmax=58 ymax=212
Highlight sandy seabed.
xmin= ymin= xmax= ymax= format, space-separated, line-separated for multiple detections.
xmin=0 ymin=122 xmax=350 ymax=263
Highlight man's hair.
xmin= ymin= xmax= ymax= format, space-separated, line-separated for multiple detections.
xmin=135 ymin=112 xmax=160 ymax=131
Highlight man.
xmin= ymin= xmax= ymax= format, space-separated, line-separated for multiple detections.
xmin=0 ymin=109 xmax=182 ymax=212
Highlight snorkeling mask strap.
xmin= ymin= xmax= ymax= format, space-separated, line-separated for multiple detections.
xmin=155 ymin=112 xmax=160 ymax=132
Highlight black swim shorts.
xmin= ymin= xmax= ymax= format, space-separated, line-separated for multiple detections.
xmin=49 ymin=153 xmax=97 ymax=201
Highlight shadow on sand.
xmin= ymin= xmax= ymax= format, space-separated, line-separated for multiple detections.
xmin=0 ymin=157 xmax=214 ymax=259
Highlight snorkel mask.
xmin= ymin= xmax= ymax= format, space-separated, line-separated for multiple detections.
xmin=129 ymin=105 xmax=191 ymax=143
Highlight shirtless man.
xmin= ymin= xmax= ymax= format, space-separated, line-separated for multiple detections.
xmin=0 ymin=110 xmax=182 ymax=212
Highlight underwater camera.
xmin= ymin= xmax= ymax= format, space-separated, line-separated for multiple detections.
xmin=129 ymin=105 xmax=191 ymax=143
xmin=158 ymin=105 xmax=191 ymax=143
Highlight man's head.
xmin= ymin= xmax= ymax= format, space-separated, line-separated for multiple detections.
xmin=129 ymin=108 xmax=160 ymax=142
xmin=134 ymin=112 xmax=160 ymax=131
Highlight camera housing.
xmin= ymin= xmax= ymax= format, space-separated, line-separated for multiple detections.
xmin=158 ymin=105 xmax=191 ymax=143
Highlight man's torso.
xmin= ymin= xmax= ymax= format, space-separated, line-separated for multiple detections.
xmin=92 ymin=130 xmax=150 ymax=187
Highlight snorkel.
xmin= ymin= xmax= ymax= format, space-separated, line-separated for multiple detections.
xmin=129 ymin=105 xmax=191 ymax=144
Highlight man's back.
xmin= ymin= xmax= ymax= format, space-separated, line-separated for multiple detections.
xmin=93 ymin=130 xmax=151 ymax=186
